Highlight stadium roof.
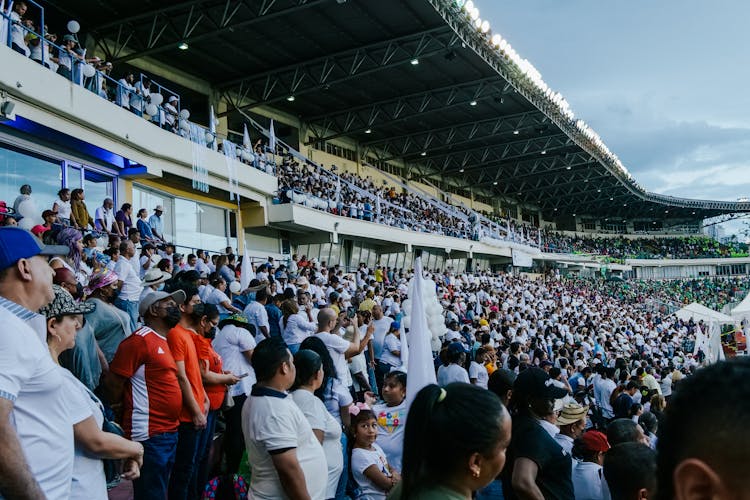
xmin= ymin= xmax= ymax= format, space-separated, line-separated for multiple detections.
xmin=55 ymin=0 xmax=750 ymax=221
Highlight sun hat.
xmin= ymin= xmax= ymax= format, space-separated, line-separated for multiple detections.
xmin=0 ymin=227 xmax=68 ymax=270
xmin=557 ymin=402 xmax=590 ymax=426
xmin=139 ymin=289 xmax=186 ymax=318
xmin=154 ymin=205 xmax=164 ymax=212
xmin=218 ymin=313 xmax=252 ymax=331
xmin=40 ymin=284 xmax=96 ymax=318
xmin=142 ymin=269 xmax=171 ymax=287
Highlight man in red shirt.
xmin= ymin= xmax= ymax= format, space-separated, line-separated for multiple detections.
xmin=167 ymin=286 xmax=209 ymax=500
xmin=108 ymin=289 xmax=185 ymax=500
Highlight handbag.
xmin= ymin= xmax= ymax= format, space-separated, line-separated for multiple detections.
xmin=86 ymin=387 xmax=126 ymax=487
xmin=222 ymin=389 xmax=235 ymax=410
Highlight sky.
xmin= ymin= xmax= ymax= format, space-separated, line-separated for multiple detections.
xmin=479 ymin=0 xmax=750 ymax=238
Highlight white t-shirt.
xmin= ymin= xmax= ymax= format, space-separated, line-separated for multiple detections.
xmin=323 ymin=378 xmax=353 ymax=426
xmin=316 ymin=331 xmax=352 ymax=387
xmin=113 ymin=259 xmax=142 ymax=302
xmin=94 ymin=206 xmax=115 ymax=233
xmin=349 ymin=351 xmax=368 ymax=391
xmin=0 ymin=303 xmax=89 ymax=500
xmin=291 ymin=390 xmax=343 ymax=499
xmin=212 ymin=324 xmax=256 ymax=396
xmin=593 ymin=378 xmax=617 ymax=419
xmin=372 ymin=400 xmax=407 ymax=473
xmin=371 ymin=317 xmax=392 ymax=360
xmin=61 ymin=369 xmax=107 ymax=500
xmin=206 ymin=288 xmax=233 ymax=315
xmin=54 ymin=198 xmax=72 ymax=220
xmin=469 ymin=361 xmax=489 ymax=389
xmin=380 ymin=333 xmax=402 ymax=368
xmin=241 ymin=388 xmax=327 ymax=500
xmin=572 ymin=460 xmax=610 ymax=500
xmin=244 ymin=301 xmax=270 ymax=344
xmin=437 ymin=363 xmax=470 ymax=387
xmin=282 ymin=314 xmax=317 ymax=346
xmin=351 ymin=443 xmax=391 ymax=500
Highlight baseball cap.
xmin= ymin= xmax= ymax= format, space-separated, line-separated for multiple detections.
xmin=580 ymin=430 xmax=610 ymax=453
xmin=30 ymin=225 xmax=49 ymax=237
xmin=0 ymin=227 xmax=68 ymax=271
xmin=390 ymin=321 xmax=400 ymax=331
xmin=556 ymin=402 xmax=589 ymax=426
xmin=154 ymin=205 xmax=164 ymax=212
xmin=139 ymin=289 xmax=186 ymax=318
xmin=40 ymin=284 xmax=96 ymax=318
xmin=514 ymin=367 xmax=569 ymax=400
xmin=447 ymin=342 xmax=469 ymax=355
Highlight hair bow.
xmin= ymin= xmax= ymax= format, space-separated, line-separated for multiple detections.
xmin=348 ymin=402 xmax=371 ymax=417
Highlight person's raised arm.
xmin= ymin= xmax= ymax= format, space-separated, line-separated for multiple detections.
xmin=270 ymin=449 xmax=312 ymax=500
xmin=0 ymin=399 xmax=46 ymax=499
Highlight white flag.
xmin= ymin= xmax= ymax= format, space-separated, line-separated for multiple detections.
xmin=406 ymin=257 xmax=437 ymax=408
xmin=241 ymin=246 xmax=253 ymax=291
xmin=268 ymin=119 xmax=276 ymax=153
xmin=209 ymin=105 xmax=218 ymax=151
xmin=242 ymin=123 xmax=251 ymax=149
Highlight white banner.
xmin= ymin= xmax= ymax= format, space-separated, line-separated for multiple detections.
xmin=512 ymin=249 xmax=534 ymax=268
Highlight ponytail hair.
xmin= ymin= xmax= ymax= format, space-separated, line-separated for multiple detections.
xmin=401 ymin=383 xmax=509 ymax=498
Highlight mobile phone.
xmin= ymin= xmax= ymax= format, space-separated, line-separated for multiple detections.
xmin=238 ymin=373 xmax=249 ymax=378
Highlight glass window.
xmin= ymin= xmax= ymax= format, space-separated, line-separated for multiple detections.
xmin=329 ymin=243 xmax=342 ymax=266
xmin=83 ymin=168 xmax=115 ymax=209
xmin=174 ymin=198 xmax=228 ymax=252
xmin=132 ymin=185 xmax=175 ymax=242
xmin=0 ymin=144 xmax=62 ymax=217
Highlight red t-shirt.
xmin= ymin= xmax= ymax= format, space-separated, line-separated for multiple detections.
xmin=109 ymin=326 xmax=182 ymax=440
xmin=194 ymin=335 xmax=226 ymax=411
xmin=167 ymin=324 xmax=207 ymax=423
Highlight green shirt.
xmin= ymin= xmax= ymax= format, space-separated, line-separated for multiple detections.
xmin=388 ymin=483 xmax=468 ymax=500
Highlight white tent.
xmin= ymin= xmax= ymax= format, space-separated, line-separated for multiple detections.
xmin=674 ymin=302 xmax=733 ymax=324
xmin=730 ymin=292 xmax=750 ymax=323
xmin=675 ymin=303 xmax=733 ymax=364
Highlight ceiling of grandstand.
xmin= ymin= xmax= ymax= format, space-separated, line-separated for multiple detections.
xmin=50 ymin=0 xmax=750 ymax=222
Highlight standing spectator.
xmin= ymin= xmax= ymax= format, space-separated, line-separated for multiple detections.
xmin=604 ymin=443 xmax=656 ymax=500
xmin=94 ymin=198 xmax=116 ymax=235
xmin=107 ymin=289 xmax=186 ymax=500
xmin=113 ymin=241 xmax=142 ymax=330
xmin=115 ymin=203 xmax=133 ymax=237
xmin=506 ymin=367 xmax=573 ymax=500
xmin=571 ymin=430 xmax=610 ymax=500
xmin=136 ymin=208 xmax=156 ymax=242
xmin=149 ymin=205 xmax=166 ymax=242
xmin=9 ymin=2 xmax=30 ymax=55
xmin=138 ymin=243 xmax=157 ymax=278
xmin=593 ymin=367 xmax=617 ymax=422
xmin=315 ymin=308 xmax=369 ymax=390
xmin=70 ymin=188 xmax=95 ymax=231
xmin=0 ymin=227 xmax=75 ymax=500
xmin=167 ymin=288 xmax=209 ymax=500
xmin=164 ymin=95 xmax=179 ymax=131
xmin=41 ymin=285 xmax=144 ymax=500
xmin=216 ymin=254 xmax=235 ymax=284
xmin=53 ymin=188 xmax=75 ymax=227
xmin=437 ymin=342 xmax=471 ymax=386
xmin=244 ymin=287 xmax=271 ymax=343
xmin=555 ymin=402 xmax=589 ymax=456
xmin=291 ymin=349 xmax=344 ymax=500
xmin=118 ymin=73 xmax=136 ymax=111
xmin=613 ymin=381 xmax=639 ymax=419
xmin=265 ymin=293 xmax=283 ymax=338
xmin=469 ymin=346 xmax=490 ymax=389
xmin=53 ymin=35 xmax=79 ymax=80
xmin=241 ymin=337 xmax=327 ymax=499
xmin=213 ymin=314 xmax=256 ymax=474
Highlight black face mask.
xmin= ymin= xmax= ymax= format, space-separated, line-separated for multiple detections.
xmin=164 ymin=306 xmax=182 ymax=328
xmin=206 ymin=326 xmax=217 ymax=340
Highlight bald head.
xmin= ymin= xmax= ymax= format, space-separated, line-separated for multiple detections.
xmin=317 ymin=307 xmax=337 ymax=332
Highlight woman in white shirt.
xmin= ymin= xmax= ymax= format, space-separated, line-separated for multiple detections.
xmin=281 ymin=299 xmax=316 ymax=354
xmin=205 ymin=276 xmax=241 ymax=319
xmin=42 ymin=285 xmax=144 ymax=499
xmin=379 ymin=323 xmax=402 ymax=372
xmin=53 ymin=188 xmax=74 ymax=226
xmin=291 ymin=349 xmax=343 ymax=500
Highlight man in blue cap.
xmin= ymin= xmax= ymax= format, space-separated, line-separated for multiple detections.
xmin=0 ymin=227 xmax=74 ymax=499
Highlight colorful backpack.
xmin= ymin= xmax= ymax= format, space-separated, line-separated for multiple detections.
xmin=201 ymin=474 xmax=249 ymax=500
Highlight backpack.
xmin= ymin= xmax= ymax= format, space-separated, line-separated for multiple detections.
xmin=201 ymin=474 xmax=249 ymax=500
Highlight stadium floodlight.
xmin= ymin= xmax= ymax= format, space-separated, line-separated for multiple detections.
xmin=470 ymin=7 xmax=480 ymax=20
xmin=491 ymin=34 xmax=502 ymax=46
xmin=513 ymin=130 xmax=519 ymax=135
xmin=287 ymin=95 xmax=295 ymax=102
xmin=465 ymin=0 xmax=474 ymax=11
xmin=178 ymin=42 xmax=189 ymax=50
xmin=481 ymin=20 xmax=490 ymax=33
xmin=410 ymin=58 xmax=419 ymax=65
xmin=455 ymin=0 xmax=466 ymax=7
xmin=364 ymin=129 xmax=372 ymax=134
xmin=474 ymin=17 xmax=482 ymax=29
xmin=469 ymin=100 xmax=477 ymax=106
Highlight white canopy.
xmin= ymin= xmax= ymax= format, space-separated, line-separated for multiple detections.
xmin=674 ymin=302 xmax=734 ymax=324
xmin=731 ymin=293 xmax=750 ymax=322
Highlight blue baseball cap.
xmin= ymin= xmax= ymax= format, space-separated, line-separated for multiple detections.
xmin=390 ymin=321 xmax=400 ymax=330
xmin=447 ymin=341 xmax=469 ymax=355
xmin=0 ymin=227 xmax=69 ymax=270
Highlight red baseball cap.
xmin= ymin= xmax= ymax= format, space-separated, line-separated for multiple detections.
xmin=581 ymin=430 xmax=610 ymax=453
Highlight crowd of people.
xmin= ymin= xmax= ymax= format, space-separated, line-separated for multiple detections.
xmin=543 ymin=233 xmax=748 ymax=260
xmin=3 ymin=207 xmax=750 ymax=499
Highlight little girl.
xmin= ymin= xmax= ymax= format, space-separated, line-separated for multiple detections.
xmin=350 ymin=403 xmax=401 ymax=499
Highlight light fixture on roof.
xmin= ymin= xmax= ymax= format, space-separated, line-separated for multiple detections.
xmin=455 ymin=0 xmax=466 ymax=7
xmin=610 ymin=197 xmax=614 ymax=201
xmin=178 ymin=41 xmax=189 ymax=50
xmin=566 ymin=166 xmax=571 ymax=170
xmin=410 ymin=58 xmax=419 ymax=65
xmin=470 ymin=7 xmax=480 ymax=20
xmin=491 ymin=34 xmax=502 ymax=46
xmin=597 ymin=189 xmax=601 ymax=193
xmin=653 ymin=221 xmax=657 ymax=224
xmin=420 ymin=151 xmax=427 ymax=156
xmin=474 ymin=17 xmax=482 ymax=29
xmin=459 ymin=168 xmax=465 ymax=173
xmin=287 ymin=95 xmax=295 ymax=102
xmin=554 ymin=208 xmax=558 ymax=211
xmin=513 ymin=130 xmax=519 ymax=135
xmin=493 ymin=181 xmax=498 ymax=185
xmin=541 ymin=150 xmax=546 ymax=155
xmin=691 ymin=211 xmax=696 ymax=215
xmin=572 ymin=214 xmax=576 ymax=217
xmin=583 ymin=179 xmax=588 ymax=182
xmin=623 ymin=203 xmax=627 ymax=207
xmin=469 ymin=100 xmax=477 ymax=106
xmin=364 ymin=128 xmax=372 ymax=134
xmin=664 ymin=210 xmax=669 ymax=213
xmin=480 ymin=20 xmax=490 ymax=33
